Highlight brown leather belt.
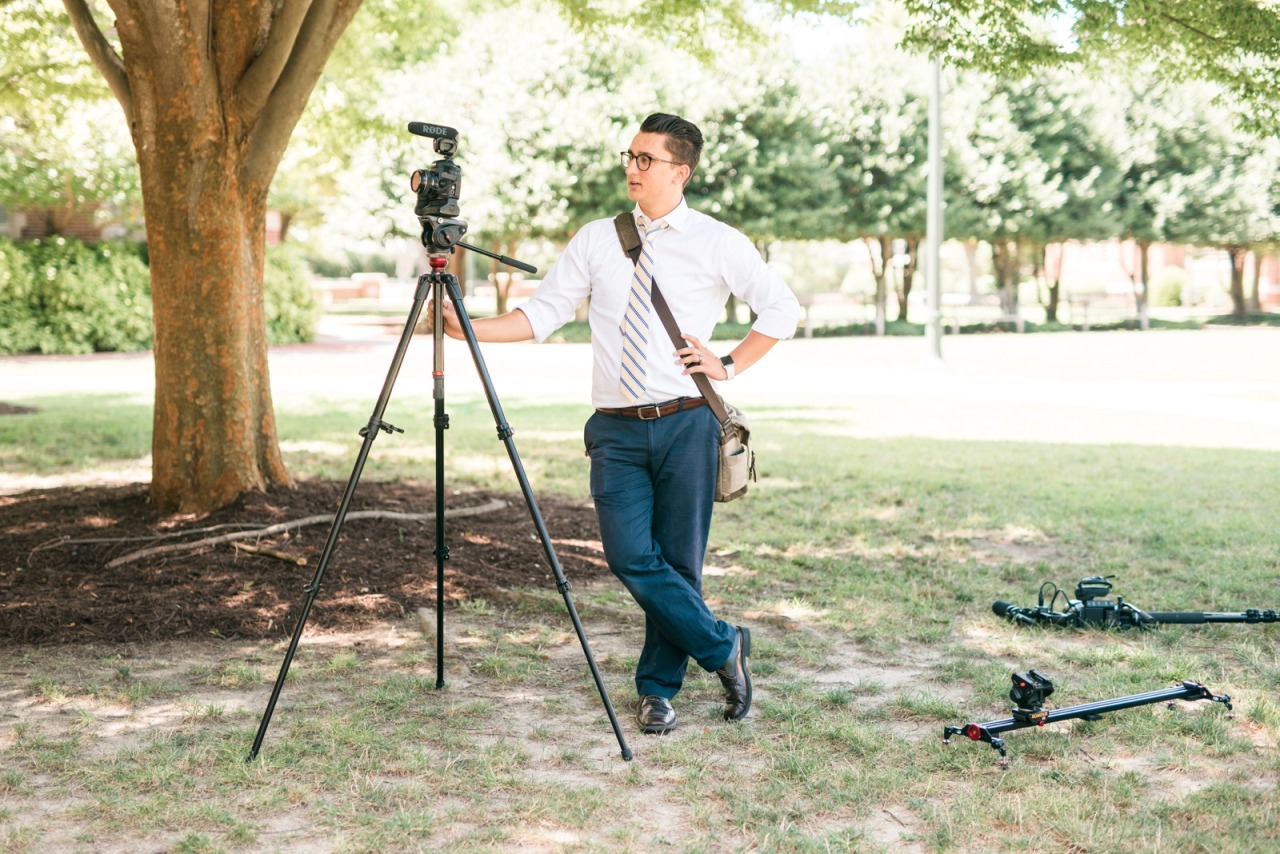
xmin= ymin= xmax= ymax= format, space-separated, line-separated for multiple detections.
xmin=596 ymin=396 xmax=708 ymax=420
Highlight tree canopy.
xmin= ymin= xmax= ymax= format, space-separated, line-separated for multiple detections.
xmin=902 ymin=0 xmax=1280 ymax=132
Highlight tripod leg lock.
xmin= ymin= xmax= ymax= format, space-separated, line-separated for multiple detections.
xmin=495 ymin=424 xmax=514 ymax=441
xmin=359 ymin=419 xmax=404 ymax=438
xmin=435 ymin=414 xmax=450 ymax=430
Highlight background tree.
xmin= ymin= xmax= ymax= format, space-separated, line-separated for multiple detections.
xmin=817 ymin=38 xmax=930 ymax=331
xmin=945 ymin=73 xmax=1069 ymax=320
xmin=902 ymin=0 xmax=1280 ymax=133
xmin=0 ymin=0 xmax=140 ymax=233
xmin=1164 ymin=128 xmax=1280 ymax=320
xmin=1110 ymin=73 xmax=1215 ymax=328
xmin=1014 ymin=69 xmax=1122 ymax=323
xmin=697 ymin=75 xmax=839 ymax=321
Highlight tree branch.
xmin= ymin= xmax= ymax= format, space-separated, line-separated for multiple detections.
xmin=241 ymin=0 xmax=362 ymax=192
xmin=232 ymin=0 xmax=315 ymax=120
xmin=1157 ymin=12 xmax=1234 ymax=47
xmin=103 ymin=498 xmax=507 ymax=568
xmin=61 ymin=0 xmax=132 ymax=123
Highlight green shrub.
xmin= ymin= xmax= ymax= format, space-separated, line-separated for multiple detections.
xmin=0 ymin=237 xmax=152 ymax=355
xmin=0 ymin=238 xmax=319 ymax=354
xmin=0 ymin=238 xmax=39 ymax=353
xmin=264 ymin=243 xmax=321 ymax=345
xmin=1150 ymin=266 xmax=1187 ymax=307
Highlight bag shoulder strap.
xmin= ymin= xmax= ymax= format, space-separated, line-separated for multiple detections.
xmin=613 ymin=213 xmax=642 ymax=265
xmin=612 ymin=213 xmax=730 ymax=425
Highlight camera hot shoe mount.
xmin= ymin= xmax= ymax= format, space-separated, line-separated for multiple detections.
xmin=943 ymin=670 xmax=1233 ymax=766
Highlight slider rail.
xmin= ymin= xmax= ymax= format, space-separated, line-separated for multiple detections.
xmin=943 ymin=681 xmax=1232 ymax=763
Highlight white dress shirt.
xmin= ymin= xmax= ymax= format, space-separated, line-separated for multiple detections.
xmin=517 ymin=199 xmax=801 ymax=408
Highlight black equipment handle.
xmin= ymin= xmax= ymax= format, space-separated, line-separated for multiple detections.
xmin=1148 ymin=610 xmax=1280 ymax=624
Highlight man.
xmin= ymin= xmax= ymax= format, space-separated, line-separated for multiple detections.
xmin=431 ymin=113 xmax=800 ymax=734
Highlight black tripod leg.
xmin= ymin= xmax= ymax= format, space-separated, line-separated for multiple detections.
xmin=443 ymin=275 xmax=634 ymax=761
xmin=431 ymin=276 xmax=448 ymax=689
xmin=246 ymin=274 xmax=427 ymax=762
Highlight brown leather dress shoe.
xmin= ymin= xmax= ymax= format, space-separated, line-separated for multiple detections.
xmin=716 ymin=626 xmax=752 ymax=721
xmin=637 ymin=694 xmax=677 ymax=734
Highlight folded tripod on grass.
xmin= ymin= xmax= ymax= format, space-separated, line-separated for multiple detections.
xmin=993 ymin=575 xmax=1280 ymax=631
xmin=943 ymin=670 xmax=1233 ymax=766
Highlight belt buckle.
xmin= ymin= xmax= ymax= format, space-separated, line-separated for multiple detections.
xmin=637 ymin=403 xmax=663 ymax=420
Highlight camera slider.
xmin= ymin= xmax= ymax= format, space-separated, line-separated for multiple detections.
xmin=943 ymin=670 xmax=1233 ymax=766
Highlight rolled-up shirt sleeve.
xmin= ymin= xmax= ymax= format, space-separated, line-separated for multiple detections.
xmin=515 ymin=227 xmax=596 ymax=343
xmin=721 ymin=229 xmax=801 ymax=340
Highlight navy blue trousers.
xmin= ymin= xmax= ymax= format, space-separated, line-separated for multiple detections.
xmin=584 ymin=404 xmax=737 ymax=699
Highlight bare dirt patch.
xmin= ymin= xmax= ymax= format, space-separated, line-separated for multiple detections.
xmin=0 ymin=480 xmax=611 ymax=646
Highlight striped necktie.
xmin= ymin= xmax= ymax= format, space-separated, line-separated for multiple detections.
xmin=619 ymin=217 xmax=667 ymax=402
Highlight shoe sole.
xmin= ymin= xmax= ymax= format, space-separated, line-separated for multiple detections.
xmin=639 ymin=722 xmax=677 ymax=735
xmin=725 ymin=626 xmax=752 ymax=721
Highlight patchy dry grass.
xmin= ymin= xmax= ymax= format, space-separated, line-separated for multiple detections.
xmin=4 ymin=329 xmax=1280 ymax=850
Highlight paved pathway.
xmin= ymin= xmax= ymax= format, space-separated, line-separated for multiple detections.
xmin=5 ymin=324 xmax=1279 ymax=452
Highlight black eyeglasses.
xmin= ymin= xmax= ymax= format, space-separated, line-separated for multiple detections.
xmin=620 ymin=151 xmax=682 ymax=171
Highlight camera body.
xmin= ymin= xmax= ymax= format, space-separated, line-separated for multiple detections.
xmin=408 ymin=122 xmax=467 ymax=252
xmin=1071 ymin=575 xmax=1124 ymax=628
xmin=411 ymin=158 xmax=462 ymax=219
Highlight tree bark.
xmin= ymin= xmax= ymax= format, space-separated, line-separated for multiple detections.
xmin=64 ymin=0 xmax=362 ymax=513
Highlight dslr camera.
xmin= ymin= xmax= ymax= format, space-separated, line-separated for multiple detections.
xmin=408 ymin=121 xmax=466 ymax=253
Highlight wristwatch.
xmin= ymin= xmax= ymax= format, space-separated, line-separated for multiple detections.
xmin=720 ymin=355 xmax=736 ymax=380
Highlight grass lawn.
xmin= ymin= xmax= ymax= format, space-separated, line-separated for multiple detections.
xmin=2 ymin=329 xmax=1279 ymax=852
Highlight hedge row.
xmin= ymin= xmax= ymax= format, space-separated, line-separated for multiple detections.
xmin=0 ymin=238 xmax=319 ymax=355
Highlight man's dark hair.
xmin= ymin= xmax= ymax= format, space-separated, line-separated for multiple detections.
xmin=640 ymin=113 xmax=703 ymax=175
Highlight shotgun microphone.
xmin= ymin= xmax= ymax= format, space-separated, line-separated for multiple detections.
xmin=993 ymin=601 xmax=1039 ymax=626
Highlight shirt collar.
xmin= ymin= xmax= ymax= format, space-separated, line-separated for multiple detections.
xmin=634 ymin=197 xmax=690 ymax=232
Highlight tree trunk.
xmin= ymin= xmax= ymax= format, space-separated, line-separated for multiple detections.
xmin=1227 ymin=246 xmax=1248 ymax=320
xmin=491 ymin=241 xmax=510 ymax=315
xmin=866 ymin=236 xmax=888 ymax=335
xmin=1034 ymin=243 xmax=1063 ymax=324
xmin=1137 ymin=239 xmax=1150 ymax=331
xmin=964 ymin=239 xmax=981 ymax=303
xmin=895 ymin=237 xmax=918 ymax=323
xmin=65 ymin=0 xmax=362 ymax=513
xmin=1249 ymin=249 xmax=1263 ymax=313
xmin=144 ymin=148 xmax=291 ymax=511
xmin=990 ymin=237 xmax=1021 ymax=318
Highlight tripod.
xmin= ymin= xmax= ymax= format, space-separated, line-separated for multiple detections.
xmin=248 ymin=250 xmax=633 ymax=762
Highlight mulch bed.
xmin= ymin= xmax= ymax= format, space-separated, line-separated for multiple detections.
xmin=0 ymin=480 xmax=610 ymax=646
